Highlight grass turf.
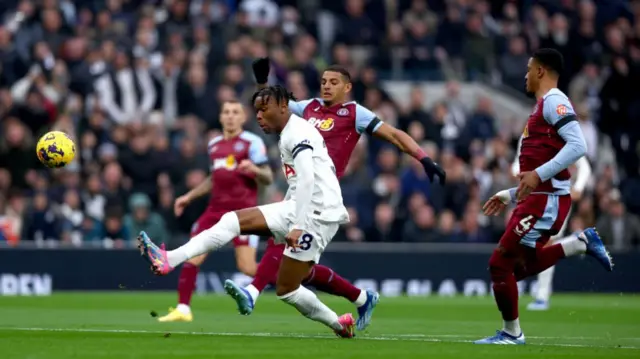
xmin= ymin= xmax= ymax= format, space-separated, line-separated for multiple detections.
xmin=0 ymin=292 xmax=638 ymax=358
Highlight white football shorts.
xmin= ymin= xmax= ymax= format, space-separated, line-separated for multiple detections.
xmin=258 ymin=200 xmax=339 ymax=263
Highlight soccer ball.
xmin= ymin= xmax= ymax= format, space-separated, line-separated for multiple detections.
xmin=36 ymin=131 xmax=76 ymax=168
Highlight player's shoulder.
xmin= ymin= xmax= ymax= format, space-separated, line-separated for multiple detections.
xmin=542 ymin=88 xmax=574 ymax=116
xmin=207 ymin=135 xmax=224 ymax=149
xmin=542 ymin=88 xmax=570 ymax=102
xmin=294 ymin=97 xmax=323 ymax=108
xmin=238 ymin=131 xmax=265 ymax=145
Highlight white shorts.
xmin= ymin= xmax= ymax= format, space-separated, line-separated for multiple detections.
xmin=258 ymin=200 xmax=340 ymax=263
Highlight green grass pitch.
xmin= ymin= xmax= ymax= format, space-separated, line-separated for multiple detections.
xmin=0 ymin=292 xmax=638 ymax=358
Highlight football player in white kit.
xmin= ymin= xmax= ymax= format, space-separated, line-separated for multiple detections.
xmin=138 ymin=85 xmax=356 ymax=338
xmin=511 ymin=136 xmax=592 ymax=311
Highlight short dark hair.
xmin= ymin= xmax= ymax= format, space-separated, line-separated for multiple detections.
xmin=251 ymin=85 xmax=296 ymax=106
xmin=324 ymin=65 xmax=351 ymax=83
xmin=532 ymin=48 xmax=564 ymax=76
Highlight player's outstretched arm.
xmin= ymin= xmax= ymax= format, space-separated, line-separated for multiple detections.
xmin=373 ymin=123 xmax=446 ymax=184
xmin=174 ymin=175 xmax=212 ymax=216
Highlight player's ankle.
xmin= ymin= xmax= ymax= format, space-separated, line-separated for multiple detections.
xmin=176 ymin=303 xmax=191 ymax=314
xmin=353 ymin=290 xmax=367 ymax=307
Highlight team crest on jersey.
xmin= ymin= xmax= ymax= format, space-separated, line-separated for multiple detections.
xmin=556 ymin=104 xmax=568 ymax=116
xmin=308 ymin=117 xmax=335 ymax=131
xmin=234 ymin=142 xmax=245 ymax=152
xmin=337 ymin=108 xmax=349 ymax=116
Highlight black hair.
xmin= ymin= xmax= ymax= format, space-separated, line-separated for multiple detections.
xmin=532 ymin=48 xmax=564 ymax=76
xmin=324 ymin=65 xmax=352 ymax=83
xmin=251 ymin=85 xmax=296 ymax=106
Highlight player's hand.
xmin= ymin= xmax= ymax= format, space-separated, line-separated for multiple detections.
xmin=238 ymin=159 xmax=259 ymax=174
xmin=285 ymin=229 xmax=303 ymax=249
xmin=174 ymin=195 xmax=191 ymax=217
xmin=252 ymin=57 xmax=270 ymax=84
xmin=420 ymin=157 xmax=446 ymax=184
xmin=483 ymin=196 xmax=507 ymax=216
xmin=516 ymin=171 xmax=541 ymax=202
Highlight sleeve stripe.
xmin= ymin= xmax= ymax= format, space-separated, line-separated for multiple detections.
xmin=292 ymin=144 xmax=313 ymax=159
xmin=554 ymin=114 xmax=577 ymax=131
xmin=365 ymin=117 xmax=382 ymax=135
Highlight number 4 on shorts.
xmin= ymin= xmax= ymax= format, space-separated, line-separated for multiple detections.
xmin=514 ymin=215 xmax=534 ymax=236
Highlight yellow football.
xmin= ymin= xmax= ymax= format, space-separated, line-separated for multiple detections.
xmin=36 ymin=131 xmax=76 ymax=168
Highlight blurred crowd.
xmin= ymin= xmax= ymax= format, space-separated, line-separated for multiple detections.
xmin=0 ymin=0 xmax=639 ymax=250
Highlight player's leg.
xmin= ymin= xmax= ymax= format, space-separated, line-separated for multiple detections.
xmin=278 ymin=259 xmax=357 ymax=338
xmin=303 ymin=265 xmax=379 ymax=330
xmin=276 ymin=226 xmax=355 ymax=338
xmin=158 ymin=213 xmax=219 ymax=322
xmin=233 ymin=235 xmax=259 ymax=276
xmin=528 ymin=204 xmax=574 ymax=311
xmin=157 ymin=253 xmax=207 ymax=322
xmin=475 ymin=194 xmax=554 ymax=345
xmin=138 ymin=207 xmax=271 ymax=275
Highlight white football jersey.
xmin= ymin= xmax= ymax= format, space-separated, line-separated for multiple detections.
xmin=279 ymin=114 xmax=349 ymax=224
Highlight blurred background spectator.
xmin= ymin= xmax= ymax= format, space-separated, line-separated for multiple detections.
xmin=0 ymin=0 xmax=639 ymax=251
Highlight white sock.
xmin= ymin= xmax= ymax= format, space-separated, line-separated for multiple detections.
xmin=278 ymin=285 xmax=342 ymax=331
xmin=353 ymin=290 xmax=367 ymax=307
xmin=176 ymin=303 xmax=191 ymax=314
xmin=245 ymin=284 xmax=260 ymax=304
xmin=559 ymin=234 xmax=586 ymax=257
xmin=503 ymin=318 xmax=521 ymax=337
xmin=167 ymin=212 xmax=240 ymax=268
xmin=535 ymin=265 xmax=555 ymax=302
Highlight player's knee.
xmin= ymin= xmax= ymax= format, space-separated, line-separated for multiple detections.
xmin=488 ymin=249 xmax=511 ymax=282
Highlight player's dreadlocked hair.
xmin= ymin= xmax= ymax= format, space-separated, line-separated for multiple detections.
xmin=251 ymin=85 xmax=297 ymax=107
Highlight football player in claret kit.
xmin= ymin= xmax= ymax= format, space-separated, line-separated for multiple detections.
xmin=221 ymin=58 xmax=446 ymax=330
xmin=475 ymin=48 xmax=613 ymax=345
xmin=156 ymin=100 xmax=273 ymax=322
xmin=139 ymin=85 xmax=358 ymax=338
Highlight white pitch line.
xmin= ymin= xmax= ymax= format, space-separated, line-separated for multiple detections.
xmin=1 ymin=327 xmax=639 ymax=350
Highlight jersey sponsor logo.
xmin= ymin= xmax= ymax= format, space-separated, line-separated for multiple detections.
xmin=337 ymin=108 xmax=349 ymax=116
xmin=556 ymin=104 xmax=568 ymax=116
xmin=283 ymin=163 xmax=296 ymax=178
xmin=212 ymin=155 xmax=237 ymax=170
xmin=308 ymin=117 xmax=335 ymax=131
xmin=234 ymin=142 xmax=245 ymax=153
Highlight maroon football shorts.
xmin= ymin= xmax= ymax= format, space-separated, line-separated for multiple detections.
xmin=499 ymin=193 xmax=571 ymax=256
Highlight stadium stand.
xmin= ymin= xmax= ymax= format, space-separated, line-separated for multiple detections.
xmin=0 ymin=0 xmax=638 ymax=250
